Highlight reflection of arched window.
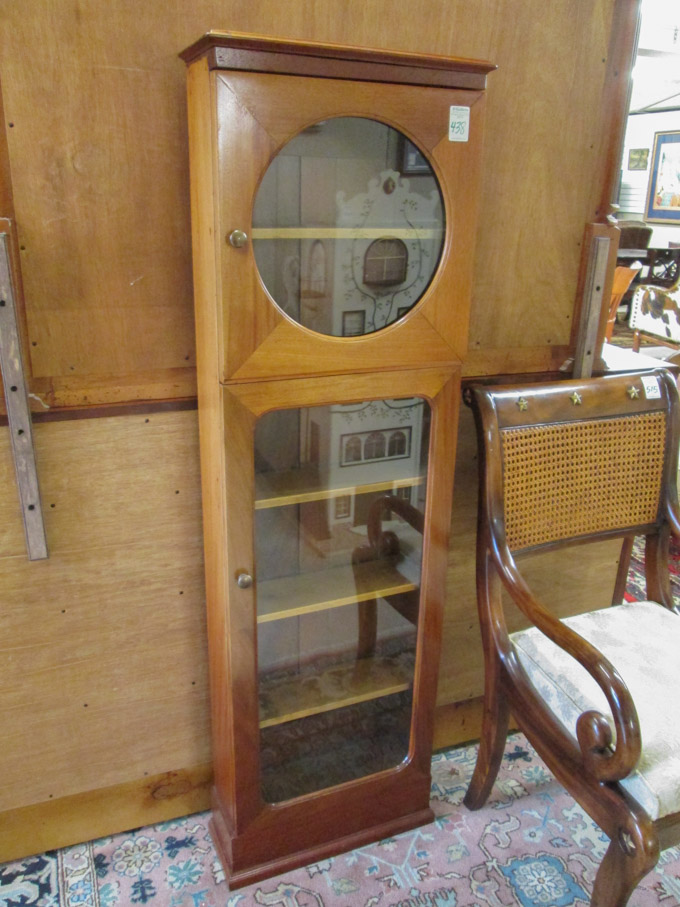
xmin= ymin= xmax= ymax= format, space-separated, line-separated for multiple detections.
xmin=344 ymin=435 xmax=362 ymax=463
xmin=364 ymin=432 xmax=386 ymax=460
xmin=388 ymin=430 xmax=407 ymax=457
xmin=363 ymin=238 xmax=408 ymax=287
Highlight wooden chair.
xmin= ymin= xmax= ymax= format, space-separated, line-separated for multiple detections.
xmin=646 ymin=247 xmax=680 ymax=289
xmin=604 ymin=265 xmax=641 ymax=341
xmin=618 ymin=220 xmax=652 ymax=252
xmin=630 ymin=282 xmax=680 ymax=355
xmin=464 ymin=368 xmax=680 ymax=907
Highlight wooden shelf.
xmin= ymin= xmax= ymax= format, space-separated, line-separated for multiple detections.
xmin=251 ymin=227 xmax=439 ymax=240
xmin=255 ymin=468 xmax=425 ymax=509
xmin=258 ymin=651 xmax=414 ymax=728
xmin=257 ymin=559 xmax=417 ymax=623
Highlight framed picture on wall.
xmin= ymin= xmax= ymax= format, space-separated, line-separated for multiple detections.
xmin=645 ymin=131 xmax=680 ymax=224
xmin=628 ymin=148 xmax=649 ymax=171
xmin=399 ymin=137 xmax=431 ymax=175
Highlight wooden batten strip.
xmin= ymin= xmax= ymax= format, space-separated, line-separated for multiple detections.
xmin=0 ymin=763 xmax=213 ymax=865
xmin=0 ymin=397 xmax=198 ymax=427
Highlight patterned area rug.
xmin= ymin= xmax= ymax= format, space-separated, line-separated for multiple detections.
xmin=2 ymin=542 xmax=679 ymax=907
xmin=625 ymin=535 xmax=680 ymax=604
xmin=2 ymin=733 xmax=680 ymax=907
xmin=611 ymin=321 xmax=656 ymax=349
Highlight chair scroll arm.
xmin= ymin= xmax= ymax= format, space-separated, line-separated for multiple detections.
xmin=493 ymin=544 xmax=642 ymax=783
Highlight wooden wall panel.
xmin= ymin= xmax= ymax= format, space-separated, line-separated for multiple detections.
xmin=0 ymin=411 xmax=210 ymax=812
xmin=468 ymin=5 xmax=612 ymax=355
xmin=0 ymin=61 xmax=195 ymax=379
xmin=0 ymin=80 xmax=11 ymax=217
xmin=0 ymin=0 xmax=621 ymax=407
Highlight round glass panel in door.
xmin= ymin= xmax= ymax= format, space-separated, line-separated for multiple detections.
xmin=252 ymin=118 xmax=445 ymax=336
xmin=254 ymin=396 xmax=430 ymax=802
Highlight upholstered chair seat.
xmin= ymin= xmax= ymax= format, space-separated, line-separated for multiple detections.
xmin=512 ymin=600 xmax=680 ymax=820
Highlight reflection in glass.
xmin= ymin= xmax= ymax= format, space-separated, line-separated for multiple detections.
xmin=363 ymin=238 xmax=409 ymax=287
xmin=252 ymin=117 xmax=445 ymax=337
xmin=254 ymin=397 xmax=430 ymax=802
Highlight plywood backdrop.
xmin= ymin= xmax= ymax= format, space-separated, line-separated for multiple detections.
xmin=0 ymin=0 xmax=635 ymax=861
xmin=0 ymin=0 xmax=621 ymax=408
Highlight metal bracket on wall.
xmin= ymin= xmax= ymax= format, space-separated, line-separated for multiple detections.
xmin=0 ymin=231 xmax=48 ymax=560
xmin=572 ymin=235 xmax=611 ymax=379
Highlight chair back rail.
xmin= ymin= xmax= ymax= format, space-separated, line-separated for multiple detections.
xmin=474 ymin=369 xmax=680 ymax=558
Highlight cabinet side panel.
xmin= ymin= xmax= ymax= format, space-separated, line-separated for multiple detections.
xmin=186 ymin=59 xmax=236 ymax=816
xmin=410 ymin=370 xmax=460 ymax=773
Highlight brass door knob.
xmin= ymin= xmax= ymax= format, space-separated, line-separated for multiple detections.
xmin=236 ymin=572 xmax=253 ymax=589
xmin=228 ymin=229 xmax=248 ymax=248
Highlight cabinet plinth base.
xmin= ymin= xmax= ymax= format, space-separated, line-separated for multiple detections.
xmin=210 ymin=797 xmax=434 ymax=890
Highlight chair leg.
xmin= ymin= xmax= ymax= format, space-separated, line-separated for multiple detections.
xmin=590 ymin=829 xmax=659 ymax=907
xmin=464 ymin=664 xmax=510 ymax=810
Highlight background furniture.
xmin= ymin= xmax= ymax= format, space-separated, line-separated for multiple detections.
xmin=618 ymin=219 xmax=652 ymax=252
xmin=465 ymin=368 xmax=680 ymax=907
xmin=646 ymin=248 xmax=680 ymax=288
xmin=605 ymin=264 xmax=641 ymax=341
xmin=616 ymin=247 xmax=680 ymax=290
xmin=629 ymin=282 xmax=680 ymax=355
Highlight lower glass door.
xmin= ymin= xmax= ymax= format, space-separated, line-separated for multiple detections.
xmin=254 ymin=397 xmax=430 ymax=802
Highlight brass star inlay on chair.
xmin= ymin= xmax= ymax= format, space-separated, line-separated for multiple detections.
xmin=570 ymin=392 xmax=582 ymax=406
xmin=516 ymin=397 xmax=528 ymax=411
xmin=627 ymin=385 xmax=640 ymax=399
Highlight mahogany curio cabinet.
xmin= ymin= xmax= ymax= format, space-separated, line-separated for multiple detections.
xmin=180 ymin=32 xmax=494 ymax=887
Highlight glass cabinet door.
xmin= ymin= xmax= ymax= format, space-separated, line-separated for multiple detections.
xmin=254 ymin=396 xmax=430 ymax=802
